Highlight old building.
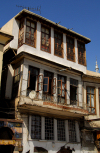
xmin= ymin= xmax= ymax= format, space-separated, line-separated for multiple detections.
xmin=1 ymin=9 xmax=100 ymax=153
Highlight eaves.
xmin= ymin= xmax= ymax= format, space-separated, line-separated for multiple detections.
xmin=15 ymin=9 xmax=91 ymax=44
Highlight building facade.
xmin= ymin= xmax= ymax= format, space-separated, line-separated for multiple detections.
xmin=1 ymin=9 xmax=100 ymax=153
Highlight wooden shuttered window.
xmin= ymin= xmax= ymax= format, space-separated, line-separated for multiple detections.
xmin=43 ymin=71 xmax=56 ymax=95
xmin=41 ymin=26 xmax=50 ymax=53
xmin=78 ymin=42 xmax=86 ymax=66
xmin=43 ymin=77 xmax=56 ymax=94
xmin=57 ymin=80 xmax=66 ymax=97
xmin=25 ymin=20 xmax=36 ymax=47
xmin=86 ymin=87 xmax=96 ymax=114
xmin=37 ymin=75 xmax=43 ymax=91
xmin=54 ymin=32 xmax=63 ymax=58
xmin=67 ymin=37 xmax=75 ymax=62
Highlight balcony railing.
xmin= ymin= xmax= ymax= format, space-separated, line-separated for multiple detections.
xmin=20 ymin=90 xmax=89 ymax=112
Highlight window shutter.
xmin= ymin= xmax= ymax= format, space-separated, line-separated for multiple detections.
xmin=27 ymin=71 xmax=30 ymax=88
xmin=37 ymin=75 xmax=43 ymax=91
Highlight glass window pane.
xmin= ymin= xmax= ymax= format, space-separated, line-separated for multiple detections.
xmin=44 ymin=85 xmax=48 ymax=92
xmin=44 ymin=78 xmax=48 ymax=84
xmin=46 ymin=28 xmax=49 ymax=34
xmin=26 ymin=21 xmax=30 ymax=26
xmin=58 ymin=34 xmax=61 ymax=39
xmin=26 ymin=27 xmax=30 ymax=32
xmin=91 ymin=95 xmax=94 ymax=107
xmin=54 ymin=33 xmax=57 ymax=38
xmin=62 ymin=83 xmax=64 ymax=89
xmin=58 ymin=88 xmax=61 ymax=95
xmin=91 ymin=88 xmax=94 ymax=94
xmin=42 ymin=33 xmax=45 ymax=38
xmin=87 ymin=87 xmax=90 ymax=93
xmin=31 ymin=29 xmax=34 ymax=34
xmin=42 ymin=27 xmax=45 ymax=32
xmin=58 ymin=81 xmax=61 ymax=87
xmin=87 ymin=94 xmax=90 ymax=106
xmin=62 ymin=90 xmax=64 ymax=97
xmin=31 ymin=23 xmax=35 ymax=28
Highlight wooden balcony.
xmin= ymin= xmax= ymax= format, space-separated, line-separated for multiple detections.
xmin=18 ymin=91 xmax=89 ymax=118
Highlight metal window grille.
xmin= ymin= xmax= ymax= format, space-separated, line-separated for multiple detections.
xmin=45 ymin=117 xmax=54 ymax=140
xmin=31 ymin=115 xmax=41 ymax=139
xmin=57 ymin=119 xmax=65 ymax=141
xmin=68 ymin=120 xmax=76 ymax=142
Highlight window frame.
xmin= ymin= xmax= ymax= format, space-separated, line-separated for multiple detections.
xmin=57 ymin=119 xmax=65 ymax=141
xmin=41 ymin=25 xmax=51 ymax=53
xmin=86 ymin=86 xmax=96 ymax=114
xmin=57 ymin=75 xmax=66 ymax=104
xmin=45 ymin=117 xmax=54 ymax=140
xmin=68 ymin=120 xmax=77 ymax=142
xmin=25 ymin=19 xmax=36 ymax=48
xmin=78 ymin=41 xmax=86 ymax=66
xmin=66 ymin=36 xmax=75 ymax=62
xmin=54 ymin=31 xmax=63 ymax=58
xmin=37 ymin=74 xmax=43 ymax=91
xmin=27 ymin=66 xmax=39 ymax=91
xmin=70 ymin=78 xmax=78 ymax=105
xmin=31 ymin=115 xmax=41 ymax=140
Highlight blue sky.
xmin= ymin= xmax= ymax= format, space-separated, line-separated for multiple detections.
xmin=0 ymin=0 xmax=100 ymax=72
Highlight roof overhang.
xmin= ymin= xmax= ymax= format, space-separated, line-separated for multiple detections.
xmin=0 ymin=30 xmax=13 ymax=46
xmin=15 ymin=9 xmax=91 ymax=44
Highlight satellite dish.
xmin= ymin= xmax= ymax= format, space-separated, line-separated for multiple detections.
xmin=29 ymin=90 xmax=36 ymax=99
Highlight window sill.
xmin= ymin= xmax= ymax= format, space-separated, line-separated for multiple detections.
xmin=28 ymin=139 xmax=80 ymax=143
xmin=54 ymin=53 xmax=64 ymax=58
xmin=41 ymin=48 xmax=51 ymax=54
xmin=67 ymin=58 xmax=75 ymax=63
